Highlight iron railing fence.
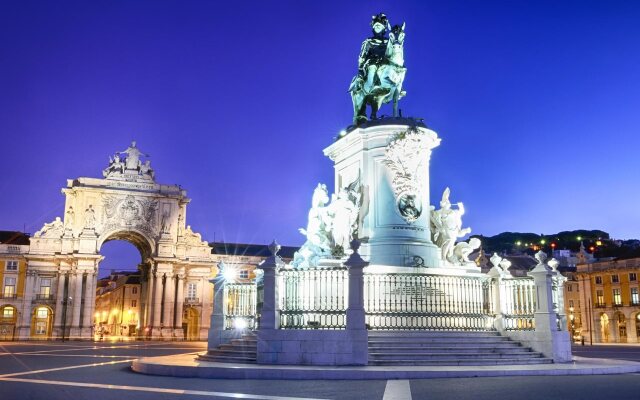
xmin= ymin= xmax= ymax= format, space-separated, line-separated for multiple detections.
xmin=364 ymin=273 xmax=494 ymax=331
xmin=278 ymin=266 xmax=348 ymax=329
xmin=224 ymin=282 xmax=258 ymax=330
xmin=501 ymin=277 xmax=536 ymax=331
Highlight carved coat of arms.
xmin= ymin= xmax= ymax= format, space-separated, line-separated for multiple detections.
xmin=102 ymin=194 xmax=158 ymax=235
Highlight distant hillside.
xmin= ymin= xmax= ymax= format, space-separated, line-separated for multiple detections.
xmin=469 ymin=229 xmax=640 ymax=258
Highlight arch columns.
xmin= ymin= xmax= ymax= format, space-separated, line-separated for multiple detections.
xmin=161 ymin=271 xmax=176 ymax=337
xmin=174 ymin=273 xmax=185 ymax=339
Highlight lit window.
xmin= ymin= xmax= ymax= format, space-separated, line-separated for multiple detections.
xmin=596 ymin=290 xmax=604 ymax=306
xmin=613 ymin=289 xmax=622 ymax=306
xmin=611 ymin=275 xmax=619 ymax=284
xmin=2 ymin=307 xmax=15 ymax=318
xmin=36 ymin=307 xmax=49 ymax=318
xmin=630 ymin=273 xmax=637 ymax=282
xmin=5 ymin=261 xmax=18 ymax=271
xmin=595 ymin=276 xmax=603 ymax=285
xmin=40 ymin=279 xmax=51 ymax=296
xmin=3 ymin=277 xmax=16 ymax=297
xmin=631 ymin=288 xmax=639 ymax=305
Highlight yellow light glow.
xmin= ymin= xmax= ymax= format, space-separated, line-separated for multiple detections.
xmin=515 ymin=241 xmax=522 ymax=246
xmin=540 ymin=239 xmax=546 ymax=244
xmin=577 ymin=236 xmax=582 ymax=241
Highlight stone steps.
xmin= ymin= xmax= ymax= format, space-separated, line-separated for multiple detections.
xmin=368 ymin=358 xmax=553 ymax=366
xmin=199 ymin=334 xmax=257 ymax=364
xmin=368 ymin=331 xmax=552 ymax=366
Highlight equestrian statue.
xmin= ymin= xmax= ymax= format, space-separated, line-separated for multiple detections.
xmin=349 ymin=13 xmax=407 ymax=125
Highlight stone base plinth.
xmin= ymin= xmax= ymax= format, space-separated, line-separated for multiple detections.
xmin=257 ymin=329 xmax=368 ymax=366
xmin=323 ymin=121 xmax=442 ymax=269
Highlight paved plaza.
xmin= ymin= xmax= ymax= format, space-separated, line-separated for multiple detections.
xmin=0 ymin=341 xmax=639 ymax=399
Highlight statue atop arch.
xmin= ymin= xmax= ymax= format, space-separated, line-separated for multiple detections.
xmin=102 ymin=141 xmax=155 ymax=181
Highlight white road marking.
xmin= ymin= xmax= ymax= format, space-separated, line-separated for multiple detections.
xmin=0 ymin=377 xmax=329 ymax=400
xmin=7 ymin=353 xmax=132 ymax=358
xmin=383 ymin=380 xmax=412 ymax=400
xmin=0 ymin=359 xmax=136 ymax=378
xmin=0 ymin=346 xmax=100 ymax=355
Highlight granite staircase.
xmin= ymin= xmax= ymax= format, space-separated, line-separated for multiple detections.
xmin=199 ymin=334 xmax=257 ymax=364
xmin=368 ymin=331 xmax=553 ymax=366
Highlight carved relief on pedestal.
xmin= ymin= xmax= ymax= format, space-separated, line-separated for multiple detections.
xmin=383 ymin=127 xmax=429 ymax=223
xmin=101 ymin=194 xmax=158 ymax=236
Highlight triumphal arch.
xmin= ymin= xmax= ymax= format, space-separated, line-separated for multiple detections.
xmin=22 ymin=142 xmax=215 ymax=340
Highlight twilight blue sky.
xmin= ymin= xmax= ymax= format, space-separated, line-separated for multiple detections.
xmin=1 ymin=1 xmax=639 ymax=270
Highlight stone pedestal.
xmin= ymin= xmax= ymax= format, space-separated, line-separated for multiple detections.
xmin=324 ymin=121 xmax=441 ymax=268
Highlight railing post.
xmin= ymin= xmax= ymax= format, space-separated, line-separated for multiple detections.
xmin=343 ymin=240 xmax=368 ymax=365
xmin=207 ymin=261 xmax=226 ymax=348
xmin=549 ymin=258 xmax=568 ymax=332
xmin=259 ymin=240 xmax=283 ymax=330
xmin=344 ymin=240 xmax=367 ymax=331
xmin=527 ymin=251 xmax=571 ymax=362
xmin=487 ymin=253 xmax=508 ymax=333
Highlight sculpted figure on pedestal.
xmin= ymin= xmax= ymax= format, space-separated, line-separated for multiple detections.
xmin=139 ymin=160 xmax=154 ymax=179
xmin=430 ymin=188 xmax=471 ymax=264
xmin=103 ymin=141 xmax=154 ymax=180
xmin=102 ymin=154 xmax=125 ymax=177
xmin=292 ymin=184 xmax=332 ymax=268
xmin=119 ymin=141 xmax=149 ymax=171
xmin=452 ymin=237 xmax=481 ymax=264
xmin=349 ymin=13 xmax=407 ymax=124
xmin=293 ymin=183 xmax=363 ymax=267
xmin=34 ymin=217 xmax=65 ymax=238
xmin=84 ymin=204 xmax=97 ymax=230
xmin=327 ymin=189 xmax=359 ymax=255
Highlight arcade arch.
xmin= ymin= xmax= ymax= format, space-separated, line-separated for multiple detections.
xmin=21 ymin=143 xmax=216 ymax=340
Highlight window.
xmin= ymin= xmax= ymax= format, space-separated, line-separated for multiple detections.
xmin=611 ymin=274 xmax=620 ymax=284
xmin=568 ymin=300 xmax=574 ymax=308
xmin=595 ymin=276 xmax=603 ymax=285
xmin=3 ymin=277 xmax=16 ymax=297
xmin=36 ymin=307 xmax=49 ymax=318
xmin=131 ymin=300 xmax=137 ymax=308
xmin=39 ymin=279 xmax=51 ymax=296
xmin=5 ymin=261 xmax=18 ymax=271
xmin=239 ymin=270 xmax=249 ymax=279
xmin=632 ymin=288 xmax=639 ymax=305
xmin=630 ymin=273 xmax=637 ymax=282
xmin=567 ymin=284 xmax=573 ymax=292
xmin=132 ymin=287 xmax=138 ymax=294
xmin=187 ymin=283 xmax=197 ymax=300
xmin=35 ymin=321 xmax=47 ymax=335
xmin=2 ymin=307 xmax=14 ymax=318
xmin=596 ymin=290 xmax=604 ymax=306
xmin=613 ymin=289 xmax=622 ymax=306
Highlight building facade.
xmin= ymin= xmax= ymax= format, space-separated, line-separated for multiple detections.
xmin=94 ymin=272 xmax=141 ymax=338
xmin=576 ymin=257 xmax=640 ymax=343
xmin=0 ymin=232 xmax=30 ymax=340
